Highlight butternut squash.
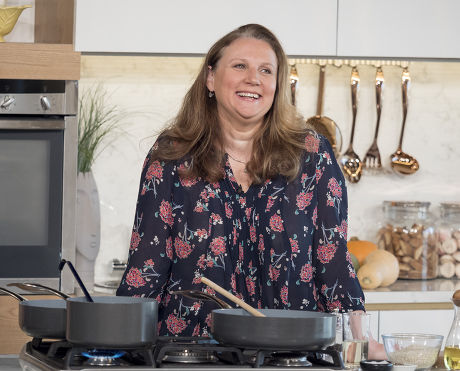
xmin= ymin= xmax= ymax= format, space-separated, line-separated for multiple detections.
xmin=357 ymin=250 xmax=399 ymax=289
xmin=347 ymin=240 xmax=378 ymax=265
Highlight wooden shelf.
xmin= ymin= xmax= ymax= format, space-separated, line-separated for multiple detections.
xmin=0 ymin=43 xmax=80 ymax=80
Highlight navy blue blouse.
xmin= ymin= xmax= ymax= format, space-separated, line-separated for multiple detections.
xmin=117 ymin=134 xmax=365 ymax=337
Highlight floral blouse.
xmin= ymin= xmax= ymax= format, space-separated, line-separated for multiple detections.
xmin=117 ymin=134 xmax=365 ymax=337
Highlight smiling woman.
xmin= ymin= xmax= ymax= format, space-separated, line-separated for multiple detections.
xmin=116 ymin=24 xmax=372 ymax=350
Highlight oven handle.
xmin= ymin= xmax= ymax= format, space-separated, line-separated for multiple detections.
xmin=0 ymin=119 xmax=65 ymax=130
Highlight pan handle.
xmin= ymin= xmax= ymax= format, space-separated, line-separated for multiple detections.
xmin=170 ymin=290 xmax=232 ymax=309
xmin=59 ymin=259 xmax=93 ymax=302
xmin=7 ymin=282 xmax=70 ymax=299
xmin=0 ymin=286 xmax=27 ymax=301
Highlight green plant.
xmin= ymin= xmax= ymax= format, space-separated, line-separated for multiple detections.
xmin=77 ymin=85 xmax=124 ymax=173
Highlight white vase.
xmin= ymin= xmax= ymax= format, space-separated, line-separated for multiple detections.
xmin=75 ymin=171 xmax=100 ymax=292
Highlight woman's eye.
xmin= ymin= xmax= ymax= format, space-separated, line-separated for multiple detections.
xmin=261 ymin=68 xmax=272 ymax=74
xmin=234 ymin=64 xmax=246 ymax=69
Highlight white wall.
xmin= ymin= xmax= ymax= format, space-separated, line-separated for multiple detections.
xmin=79 ymin=56 xmax=460 ymax=284
xmin=2 ymin=0 xmax=35 ymax=43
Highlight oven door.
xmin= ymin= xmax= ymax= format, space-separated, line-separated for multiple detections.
xmin=0 ymin=118 xmax=65 ymax=282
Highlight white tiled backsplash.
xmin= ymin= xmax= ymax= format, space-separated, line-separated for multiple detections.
xmin=79 ymin=56 xmax=460 ymax=283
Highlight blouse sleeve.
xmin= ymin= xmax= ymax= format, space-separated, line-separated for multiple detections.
xmin=116 ymin=147 xmax=174 ymax=301
xmin=312 ymin=136 xmax=365 ymax=312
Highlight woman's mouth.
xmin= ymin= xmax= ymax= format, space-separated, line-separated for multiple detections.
xmin=236 ymin=92 xmax=260 ymax=99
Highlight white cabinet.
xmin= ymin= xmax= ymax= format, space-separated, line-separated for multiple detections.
xmin=74 ymin=0 xmax=337 ymax=56
xmin=337 ymin=0 xmax=460 ymax=59
xmin=378 ymin=310 xmax=453 ymax=347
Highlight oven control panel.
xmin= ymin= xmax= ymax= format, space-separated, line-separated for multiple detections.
xmin=0 ymin=94 xmax=66 ymax=115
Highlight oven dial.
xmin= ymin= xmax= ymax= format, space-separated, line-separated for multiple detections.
xmin=0 ymin=95 xmax=15 ymax=110
xmin=40 ymin=96 xmax=51 ymax=111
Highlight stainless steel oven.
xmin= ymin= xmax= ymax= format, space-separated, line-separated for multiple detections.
xmin=0 ymin=79 xmax=78 ymax=294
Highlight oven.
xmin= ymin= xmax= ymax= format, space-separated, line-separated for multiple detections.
xmin=0 ymin=79 xmax=78 ymax=294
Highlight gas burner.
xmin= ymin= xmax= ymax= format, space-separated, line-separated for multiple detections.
xmin=162 ymin=348 xmax=218 ymax=364
xmin=266 ymin=352 xmax=312 ymax=367
xmin=81 ymin=349 xmax=126 ymax=366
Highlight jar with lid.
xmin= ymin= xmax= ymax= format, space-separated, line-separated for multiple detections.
xmin=436 ymin=203 xmax=460 ymax=279
xmin=376 ymin=201 xmax=437 ymax=279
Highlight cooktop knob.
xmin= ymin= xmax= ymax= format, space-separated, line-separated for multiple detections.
xmin=0 ymin=95 xmax=15 ymax=110
xmin=40 ymin=96 xmax=51 ymax=110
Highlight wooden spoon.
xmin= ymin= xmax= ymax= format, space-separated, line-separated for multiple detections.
xmin=200 ymin=277 xmax=266 ymax=317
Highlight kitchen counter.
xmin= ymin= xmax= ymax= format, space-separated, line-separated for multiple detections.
xmin=0 ymin=355 xmax=20 ymax=371
xmin=364 ymin=278 xmax=458 ymax=311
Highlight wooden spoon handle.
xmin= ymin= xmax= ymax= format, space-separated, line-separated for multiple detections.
xmin=200 ymin=277 xmax=266 ymax=317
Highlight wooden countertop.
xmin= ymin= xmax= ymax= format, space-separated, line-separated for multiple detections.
xmin=0 ymin=43 xmax=80 ymax=80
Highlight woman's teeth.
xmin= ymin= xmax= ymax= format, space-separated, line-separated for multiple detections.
xmin=237 ymin=92 xmax=260 ymax=99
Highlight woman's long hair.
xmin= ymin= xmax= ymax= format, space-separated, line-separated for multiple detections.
xmin=151 ymin=23 xmax=309 ymax=183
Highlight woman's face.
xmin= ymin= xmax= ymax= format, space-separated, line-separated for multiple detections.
xmin=206 ymin=37 xmax=278 ymax=129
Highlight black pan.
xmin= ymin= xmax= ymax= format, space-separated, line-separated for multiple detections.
xmin=173 ymin=290 xmax=336 ymax=350
xmin=0 ymin=286 xmax=66 ymax=339
xmin=211 ymin=308 xmax=336 ymax=350
xmin=66 ymin=296 xmax=158 ymax=348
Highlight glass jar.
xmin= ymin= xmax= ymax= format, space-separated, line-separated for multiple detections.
xmin=436 ymin=203 xmax=460 ymax=279
xmin=376 ymin=201 xmax=437 ymax=279
xmin=444 ymin=297 xmax=460 ymax=369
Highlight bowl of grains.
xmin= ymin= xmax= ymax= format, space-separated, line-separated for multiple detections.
xmin=382 ymin=333 xmax=443 ymax=370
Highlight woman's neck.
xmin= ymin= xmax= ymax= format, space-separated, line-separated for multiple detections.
xmin=220 ymin=120 xmax=260 ymax=161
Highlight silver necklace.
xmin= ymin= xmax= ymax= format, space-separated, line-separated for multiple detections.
xmin=227 ymin=152 xmax=247 ymax=164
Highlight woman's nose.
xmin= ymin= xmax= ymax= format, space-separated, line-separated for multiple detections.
xmin=245 ymin=68 xmax=260 ymax=85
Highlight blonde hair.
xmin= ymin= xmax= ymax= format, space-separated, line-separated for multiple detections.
xmin=152 ymin=23 xmax=309 ymax=183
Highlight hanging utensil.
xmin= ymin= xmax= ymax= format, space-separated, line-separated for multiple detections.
xmin=363 ymin=67 xmax=384 ymax=169
xmin=200 ymin=277 xmax=265 ymax=317
xmin=390 ymin=68 xmax=419 ymax=174
xmin=305 ymin=65 xmax=343 ymax=156
xmin=340 ymin=67 xmax=363 ymax=183
xmin=0 ymin=286 xmax=66 ymax=339
xmin=58 ymin=259 xmax=93 ymax=302
xmin=290 ymin=64 xmax=299 ymax=106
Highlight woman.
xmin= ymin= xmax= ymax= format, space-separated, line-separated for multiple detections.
xmin=117 ymin=23 xmax=384 ymax=357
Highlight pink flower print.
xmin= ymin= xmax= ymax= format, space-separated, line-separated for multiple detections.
xmin=166 ymin=236 xmax=173 ymax=259
xmin=144 ymin=259 xmax=154 ymax=268
xmin=145 ymin=160 xmax=163 ymax=180
xmin=265 ymin=196 xmax=275 ymax=212
xmin=210 ymin=236 xmax=226 ymax=255
xmin=305 ymin=135 xmax=320 ymax=153
xmin=239 ymin=197 xmax=246 ymax=207
xmin=180 ymin=176 xmax=197 ymax=187
xmin=225 ymin=202 xmax=233 ymax=218
xmin=174 ymin=237 xmax=192 ymax=259
xmin=204 ymin=287 xmax=215 ymax=296
xmin=159 ymin=200 xmax=173 ymax=226
xmin=191 ymin=302 xmax=201 ymax=312
xmin=125 ymin=267 xmax=146 ymax=288
xmin=130 ymin=231 xmax=141 ymax=250
xmin=269 ymin=214 xmax=284 ymax=232
xmin=317 ymin=243 xmax=338 ymax=264
xmin=210 ymin=213 xmax=223 ymax=224
xmin=196 ymin=228 xmax=208 ymax=240
xmin=250 ymin=225 xmax=257 ymax=242
xmin=205 ymin=313 xmax=212 ymax=327
xmin=269 ymin=265 xmax=280 ymax=281
xmin=258 ymin=235 xmax=265 ymax=252
xmin=290 ymin=238 xmax=299 ymax=253
xmin=280 ymin=285 xmax=289 ymax=305
xmin=232 ymin=226 xmax=238 ymax=246
xmin=197 ymin=254 xmax=206 ymax=269
xmin=327 ymin=300 xmax=342 ymax=312
xmin=336 ymin=219 xmax=347 ymax=240
xmin=312 ymin=206 xmax=318 ymax=227
xmin=199 ymin=190 xmax=209 ymax=202
xmin=296 ymin=191 xmax=313 ymax=211
xmin=316 ymin=168 xmax=323 ymax=182
xmin=245 ymin=276 xmax=256 ymax=296
xmin=194 ymin=203 xmax=204 ymax=213
xmin=166 ymin=314 xmax=187 ymax=335
xmin=327 ymin=177 xmax=342 ymax=198
xmin=300 ymin=263 xmax=313 ymax=282
xmin=245 ymin=207 xmax=252 ymax=220
xmin=192 ymin=323 xmax=200 ymax=337
xmin=231 ymin=274 xmax=237 ymax=292
xmin=239 ymin=243 xmax=244 ymax=260
xmin=206 ymin=259 xmax=214 ymax=268
xmin=301 ymin=173 xmax=308 ymax=184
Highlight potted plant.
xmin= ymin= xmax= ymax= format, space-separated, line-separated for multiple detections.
xmin=76 ymin=84 xmax=124 ymax=291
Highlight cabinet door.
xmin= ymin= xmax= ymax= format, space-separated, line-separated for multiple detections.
xmin=75 ymin=0 xmax=337 ymax=56
xmin=337 ymin=0 xmax=460 ymax=59
xmin=379 ymin=310 xmax=452 ymax=346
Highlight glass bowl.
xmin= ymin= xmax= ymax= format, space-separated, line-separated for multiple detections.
xmin=381 ymin=333 xmax=443 ymax=370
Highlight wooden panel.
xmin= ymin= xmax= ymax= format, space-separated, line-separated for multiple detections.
xmin=366 ymin=302 xmax=454 ymax=311
xmin=0 ymin=43 xmax=80 ymax=80
xmin=0 ymin=295 xmax=57 ymax=354
xmin=34 ymin=0 xmax=75 ymax=44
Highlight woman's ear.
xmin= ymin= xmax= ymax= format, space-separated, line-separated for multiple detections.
xmin=206 ymin=65 xmax=215 ymax=92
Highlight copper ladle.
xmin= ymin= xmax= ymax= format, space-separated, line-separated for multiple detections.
xmin=390 ymin=68 xmax=419 ymax=175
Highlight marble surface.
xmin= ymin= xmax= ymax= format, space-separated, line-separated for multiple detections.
xmin=79 ymin=56 xmax=460 ymax=284
xmin=364 ymin=279 xmax=460 ymax=304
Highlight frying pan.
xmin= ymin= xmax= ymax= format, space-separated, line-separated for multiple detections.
xmin=0 ymin=286 xmax=66 ymax=339
xmin=174 ymin=290 xmax=336 ymax=350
